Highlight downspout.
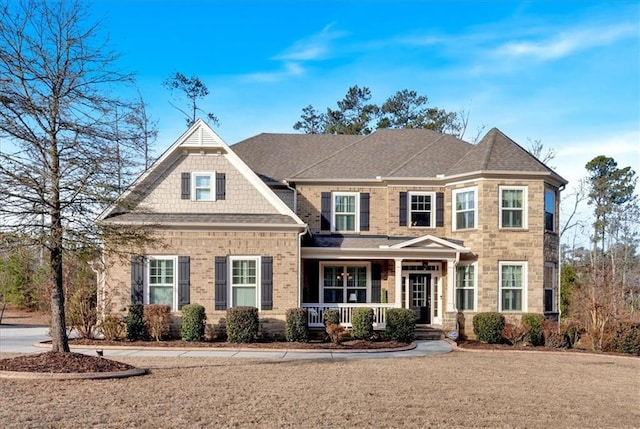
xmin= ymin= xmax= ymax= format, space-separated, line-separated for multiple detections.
xmin=557 ymin=183 xmax=566 ymax=331
xmin=297 ymin=226 xmax=307 ymax=308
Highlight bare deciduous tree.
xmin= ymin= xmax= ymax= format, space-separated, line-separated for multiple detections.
xmin=0 ymin=0 xmax=143 ymax=352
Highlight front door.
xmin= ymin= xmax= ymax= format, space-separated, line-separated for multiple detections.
xmin=410 ymin=274 xmax=431 ymax=324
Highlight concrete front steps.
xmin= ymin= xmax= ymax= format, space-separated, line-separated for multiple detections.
xmin=415 ymin=325 xmax=445 ymax=340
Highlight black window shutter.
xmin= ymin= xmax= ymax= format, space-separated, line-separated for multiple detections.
xmin=261 ymin=256 xmax=273 ymax=310
xmin=436 ymin=192 xmax=444 ymax=227
xmin=181 ymin=172 xmax=191 ymax=199
xmin=360 ymin=193 xmax=370 ymax=231
xmin=216 ymin=173 xmax=226 ymax=200
xmin=321 ymin=192 xmax=331 ymax=231
xmin=178 ymin=256 xmax=190 ymax=310
xmin=399 ymin=192 xmax=407 ymax=226
xmin=371 ymin=263 xmax=382 ymax=303
xmin=215 ymin=256 xmax=228 ymax=310
xmin=130 ymin=255 xmax=144 ymax=305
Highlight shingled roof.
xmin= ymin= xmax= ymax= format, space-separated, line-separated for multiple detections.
xmin=447 ymin=128 xmax=556 ymax=176
xmin=232 ymin=128 xmax=567 ymax=184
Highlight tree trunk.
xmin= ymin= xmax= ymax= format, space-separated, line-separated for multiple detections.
xmin=49 ymin=135 xmax=70 ymax=353
xmin=49 ymin=216 xmax=69 ymax=352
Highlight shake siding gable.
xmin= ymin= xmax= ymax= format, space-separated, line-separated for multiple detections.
xmin=137 ymin=153 xmax=281 ymax=215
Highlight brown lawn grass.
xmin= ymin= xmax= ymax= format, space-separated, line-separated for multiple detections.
xmin=0 ymin=350 xmax=638 ymax=428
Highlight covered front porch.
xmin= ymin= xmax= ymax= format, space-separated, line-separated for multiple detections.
xmin=300 ymin=234 xmax=472 ymax=328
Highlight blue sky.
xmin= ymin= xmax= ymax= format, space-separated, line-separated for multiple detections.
xmin=89 ymin=0 xmax=639 ymax=203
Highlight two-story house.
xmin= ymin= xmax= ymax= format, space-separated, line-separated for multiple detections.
xmin=99 ymin=120 xmax=567 ymax=336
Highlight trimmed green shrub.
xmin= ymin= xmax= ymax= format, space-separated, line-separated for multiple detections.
xmin=605 ymin=322 xmax=640 ymax=356
xmin=385 ymin=308 xmax=416 ymax=343
xmin=226 ymin=306 xmax=259 ymax=343
xmin=99 ymin=314 xmax=125 ymax=341
xmin=322 ymin=308 xmax=340 ymax=325
xmin=181 ymin=304 xmax=207 ymax=342
xmin=351 ymin=307 xmax=374 ymax=340
xmin=285 ymin=308 xmax=309 ymax=342
xmin=125 ymin=304 xmax=147 ymax=341
xmin=472 ymin=312 xmax=505 ymax=344
xmin=144 ymin=304 xmax=171 ymax=341
xmin=521 ymin=313 xmax=545 ymax=346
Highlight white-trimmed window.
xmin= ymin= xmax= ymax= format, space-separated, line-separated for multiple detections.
xmin=192 ymin=172 xmax=215 ymax=201
xmin=409 ymin=192 xmax=435 ymax=227
xmin=321 ymin=263 xmax=369 ymax=303
xmin=499 ymin=186 xmax=527 ymax=229
xmin=230 ymin=256 xmax=260 ymax=308
xmin=453 ymin=187 xmax=477 ymax=230
xmin=147 ymin=256 xmax=177 ymax=310
xmin=332 ymin=192 xmax=359 ymax=232
xmin=499 ymin=262 xmax=527 ymax=312
xmin=456 ymin=263 xmax=477 ymax=311
xmin=544 ymin=262 xmax=556 ymax=313
xmin=545 ymin=188 xmax=556 ymax=232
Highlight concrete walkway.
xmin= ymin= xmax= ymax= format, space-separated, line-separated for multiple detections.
xmin=0 ymin=325 xmax=453 ymax=359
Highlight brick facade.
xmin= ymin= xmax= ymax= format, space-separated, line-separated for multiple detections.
xmin=102 ymin=230 xmax=300 ymax=323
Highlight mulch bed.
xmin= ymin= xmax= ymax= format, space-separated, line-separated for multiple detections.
xmin=0 ymin=352 xmax=136 ymax=373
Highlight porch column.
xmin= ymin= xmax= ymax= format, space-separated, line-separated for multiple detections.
xmin=446 ymin=258 xmax=456 ymax=312
xmin=394 ymin=258 xmax=403 ymax=307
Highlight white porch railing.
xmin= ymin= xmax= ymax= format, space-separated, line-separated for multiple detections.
xmin=301 ymin=303 xmax=400 ymax=328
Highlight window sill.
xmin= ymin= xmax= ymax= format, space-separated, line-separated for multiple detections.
xmin=498 ymin=228 xmax=529 ymax=232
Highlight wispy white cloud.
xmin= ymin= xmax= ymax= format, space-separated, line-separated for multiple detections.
xmin=241 ymin=24 xmax=347 ymax=84
xmin=273 ymin=23 xmax=347 ymax=61
xmin=242 ymin=62 xmax=305 ymax=83
xmin=493 ymin=23 xmax=637 ymax=61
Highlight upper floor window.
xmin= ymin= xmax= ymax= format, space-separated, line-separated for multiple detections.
xmin=409 ymin=192 xmax=435 ymax=227
xmin=499 ymin=261 xmax=527 ymax=312
xmin=499 ymin=186 xmax=527 ymax=229
xmin=545 ymin=188 xmax=556 ymax=232
xmin=453 ymin=187 xmax=477 ymax=230
xmin=192 ymin=172 xmax=215 ymax=201
xmin=333 ymin=192 xmax=359 ymax=232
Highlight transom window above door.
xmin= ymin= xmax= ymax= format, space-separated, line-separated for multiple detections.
xmin=409 ymin=192 xmax=435 ymax=227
